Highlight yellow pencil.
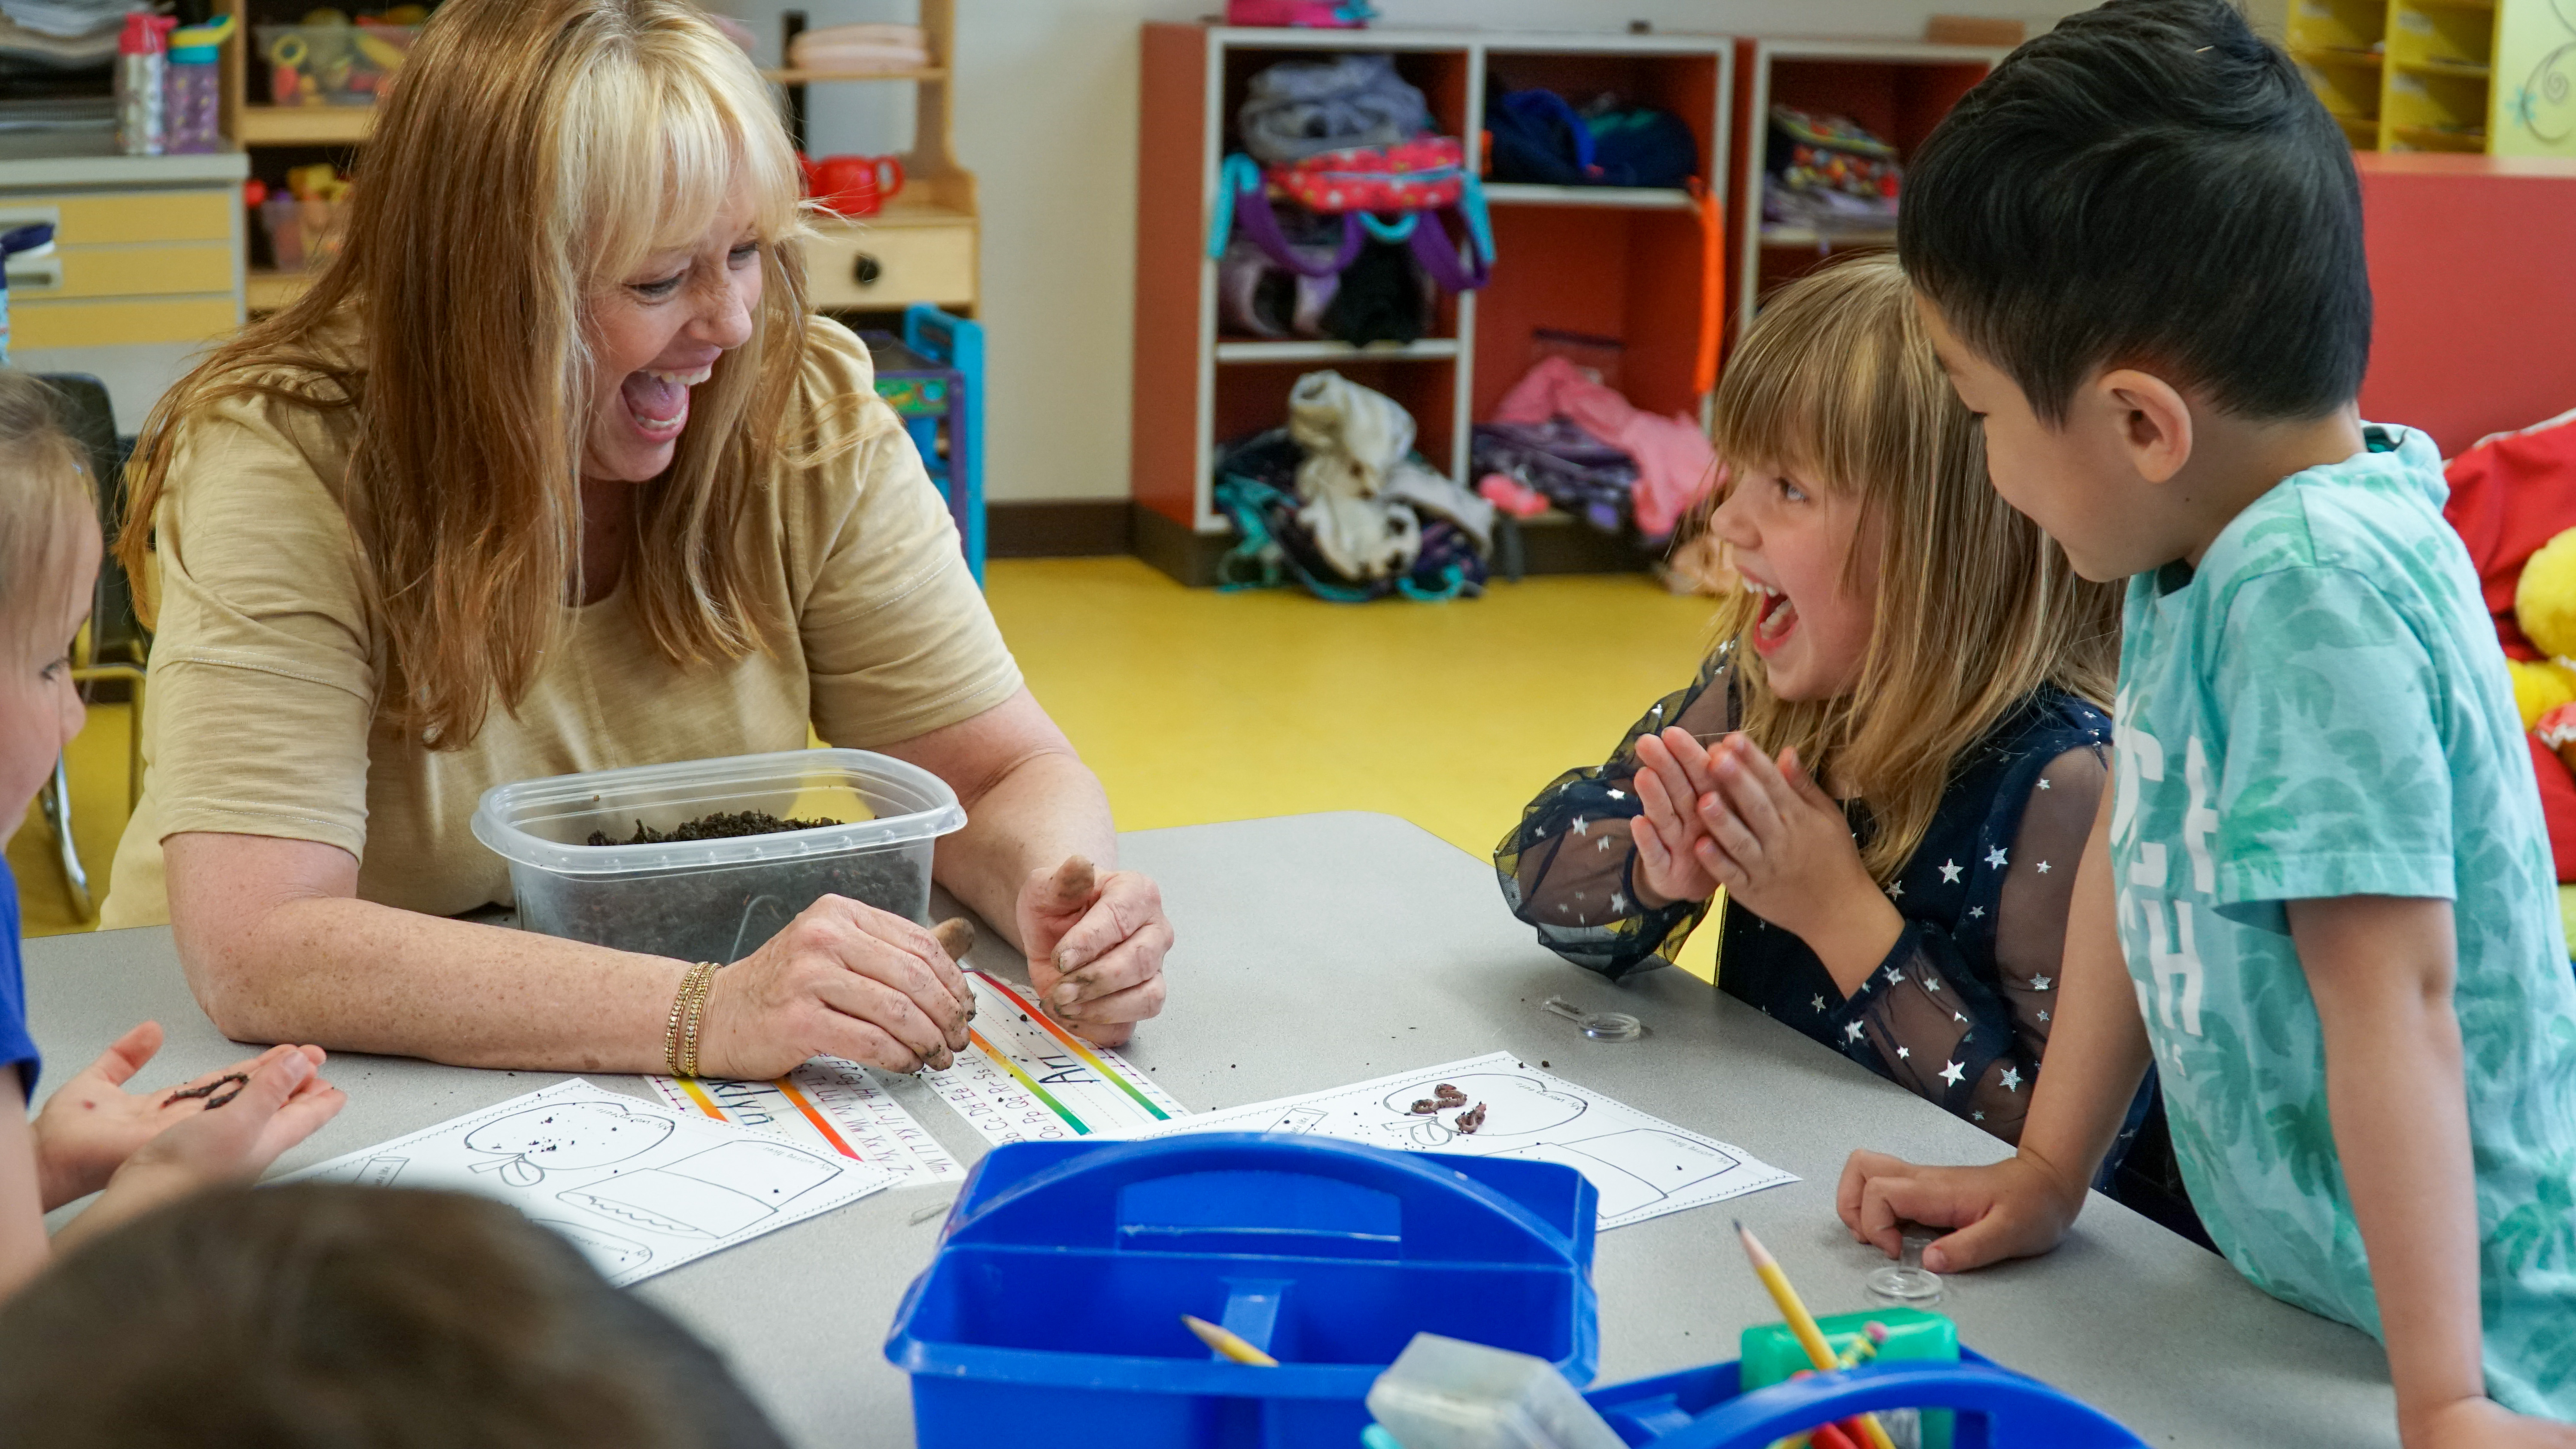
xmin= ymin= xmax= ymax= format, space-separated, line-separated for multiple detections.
xmin=1182 ymin=1314 xmax=1279 ymax=1367
xmin=1735 ymin=1221 xmax=1899 ymax=1449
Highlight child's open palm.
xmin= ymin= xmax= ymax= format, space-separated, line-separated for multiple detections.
xmin=1630 ymin=727 xmax=1726 ymax=906
xmin=1690 ymin=734 xmax=1876 ymax=943
xmin=31 ymin=1023 xmax=327 ymax=1210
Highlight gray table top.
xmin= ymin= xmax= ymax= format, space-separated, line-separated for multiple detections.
xmin=25 ymin=812 xmax=2396 ymax=1448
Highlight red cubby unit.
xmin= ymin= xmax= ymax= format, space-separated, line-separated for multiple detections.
xmin=1133 ymin=25 xmax=1734 ymax=580
xmin=1729 ymin=39 xmax=2005 ymax=340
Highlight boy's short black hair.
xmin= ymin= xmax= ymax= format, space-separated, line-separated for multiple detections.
xmin=1900 ymin=0 xmax=2370 ymax=424
xmin=0 ymin=1184 xmax=789 ymax=1449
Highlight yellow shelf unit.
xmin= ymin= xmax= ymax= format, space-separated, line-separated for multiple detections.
xmin=2290 ymin=0 xmax=2503 ymax=152
xmin=219 ymin=1 xmax=977 ymax=317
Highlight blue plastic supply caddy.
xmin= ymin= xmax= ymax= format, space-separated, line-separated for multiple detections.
xmin=885 ymin=1132 xmax=1601 ymax=1449
xmin=1583 ymin=1348 xmax=2150 ymax=1449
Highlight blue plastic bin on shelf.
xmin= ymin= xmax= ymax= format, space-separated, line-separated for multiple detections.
xmin=885 ymin=1132 xmax=1600 ymax=1449
xmin=1583 ymin=1348 xmax=2149 ymax=1449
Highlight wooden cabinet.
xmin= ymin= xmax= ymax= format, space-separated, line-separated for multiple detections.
xmin=1 ymin=149 xmax=249 ymax=432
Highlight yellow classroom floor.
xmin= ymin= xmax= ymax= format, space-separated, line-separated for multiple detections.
xmin=10 ymin=556 xmax=1724 ymax=975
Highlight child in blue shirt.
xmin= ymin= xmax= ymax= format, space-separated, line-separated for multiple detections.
xmin=0 ymin=371 xmax=344 ymax=1297
xmin=1838 ymin=3 xmax=2576 ymax=1445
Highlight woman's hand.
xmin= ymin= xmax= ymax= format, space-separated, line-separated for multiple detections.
xmin=1020 ymin=856 xmax=1172 ymax=1048
xmin=702 ymin=895 xmax=976 ymax=1078
xmin=1631 ymin=728 xmax=1727 ymax=908
xmin=32 ymin=1025 xmax=327 ymax=1210
xmin=57 ymin=1046 xmax=345 ymax=1252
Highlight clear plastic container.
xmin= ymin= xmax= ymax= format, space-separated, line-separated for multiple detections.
xmin=257 ymin=22 xmax=422 ymax=107
xmin=471 ymin=748 xmax=966 ymax=964
xmin=1367 ymin=1333 xmax=1628 ymax=1449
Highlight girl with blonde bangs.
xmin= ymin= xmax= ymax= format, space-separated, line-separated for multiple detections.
xmin=104 ymin=0 xmax=1174 ymax=1083
xmin=1502 ymin=259 xmax=2170 ymax=1189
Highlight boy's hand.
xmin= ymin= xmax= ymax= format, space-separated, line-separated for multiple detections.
xmin=31 ymin=1023 xmax=321 ymax=1211
xmin=88 ymin=1046 xmax=344 ymax=1228
xmin=2408 ymin=1397 xmax=2576 ymax=1449
xmin=1631 ymin=728 xmax=1726 ymax=906
xmin=1837 ymin=1149 xmax=2087 ymax=1274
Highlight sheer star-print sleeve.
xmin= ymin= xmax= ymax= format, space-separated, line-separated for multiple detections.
xmin=1495 ymin=646 xmax=1740 ymax=982
xmin=1834 ymin=742 xmax=2108 ymax=1143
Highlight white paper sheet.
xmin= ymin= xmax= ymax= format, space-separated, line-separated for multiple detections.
xmin=649 ymin=1062 xmax=965 ymax=1186
xmin=278 ymin=1079 xmax=893 ymax=1285
xmin=1124 ymin=1052 xmax=1795 ymax=1230
xmin=918 ymin=970 xmax=1190 ymax=1145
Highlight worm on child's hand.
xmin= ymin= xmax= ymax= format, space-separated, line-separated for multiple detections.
xmin=164 ymin=1072 xmax=250 ymax=1110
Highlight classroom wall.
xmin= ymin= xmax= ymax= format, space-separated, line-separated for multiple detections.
xmin=719 ymin=1 xmax=2092 ymax=506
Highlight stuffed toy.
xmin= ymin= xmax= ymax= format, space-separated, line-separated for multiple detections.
xmin=2442 ymin=409 xmax=2576 ymax=951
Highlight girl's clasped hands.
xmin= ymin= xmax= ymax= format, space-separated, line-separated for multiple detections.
xmin=1628 ymin=726 xmax=1878 ymax=940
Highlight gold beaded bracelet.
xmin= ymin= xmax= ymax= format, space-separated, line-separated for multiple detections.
xmin=664 ymin=961 xmax=722 ymax=1079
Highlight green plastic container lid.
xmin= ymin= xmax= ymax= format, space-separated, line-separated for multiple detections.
xmin=1741 ymin=1307 xmax=1960 ymax=1449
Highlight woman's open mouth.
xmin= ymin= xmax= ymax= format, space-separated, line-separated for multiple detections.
xmin=618 ymin=363 xmax=712 ymax=444
xmin=1749 ymin=579 xmax=1799 ymax=656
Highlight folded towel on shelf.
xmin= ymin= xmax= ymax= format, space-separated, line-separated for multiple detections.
xmin=0 ymin=10 xmax=117 ymax=65
xmin=0 ymin=0 xmax=124 ymax=42
xmin=787 ymin=22 xmax=930 ymax=73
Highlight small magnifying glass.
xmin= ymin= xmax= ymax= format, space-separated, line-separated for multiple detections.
xmin=1541 ymin=995 xmax=1647 ymax=1043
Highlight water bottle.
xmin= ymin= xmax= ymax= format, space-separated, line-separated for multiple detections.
xmin=164 ymin=16 xmax=235 ymax=156
xmin=114 ymin=13 xmax=178 ymax=156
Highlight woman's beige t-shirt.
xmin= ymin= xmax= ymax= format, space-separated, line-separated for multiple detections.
xmin=99 ymin=318 xmax=1021 ymax=927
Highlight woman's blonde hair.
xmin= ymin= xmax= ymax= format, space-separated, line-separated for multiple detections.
xmin=0 ymin=373 xmax=98 ymax=643
xmin=1707 ymin=255 xmax=2119 ymax=884
xmin=122 ymin=0 xmax=811 ymax=747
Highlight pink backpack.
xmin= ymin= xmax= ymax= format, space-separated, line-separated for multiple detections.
xmin=1225 ymin=0 xmax=1373 ymax=25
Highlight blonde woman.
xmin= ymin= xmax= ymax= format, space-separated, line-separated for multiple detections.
xmin=104 ymin=0 xmax=1170 ymax=1077
xmin=1498 ymin=258 xmax=2143 ymax=1166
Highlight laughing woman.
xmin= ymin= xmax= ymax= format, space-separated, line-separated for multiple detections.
xmin=103 ymin=0 xmax=1171 ymax=1076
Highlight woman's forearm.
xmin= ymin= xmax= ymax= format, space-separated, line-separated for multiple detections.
xmin=167 ymin=834 xmax=686 ymax=1071
xmin=929 ymin=750 xmax=1115 ymax=954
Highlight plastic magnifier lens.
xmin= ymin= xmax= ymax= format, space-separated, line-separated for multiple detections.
xmin=1540 ymin=996 xmax=1647 ymax=1043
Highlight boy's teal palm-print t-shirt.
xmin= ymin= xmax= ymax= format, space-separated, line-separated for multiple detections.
xmin=2112 ymin=424 xmax=2576 ymax=1417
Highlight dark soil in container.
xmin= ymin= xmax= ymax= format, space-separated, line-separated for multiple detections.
xmin=537 ymin=810 xmax=928 ymax=962
xmin=585 ymin=809 xmax=844 ymax=846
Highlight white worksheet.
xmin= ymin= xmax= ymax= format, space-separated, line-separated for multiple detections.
xmin=1125 ymin=1052 xmax=1795 ymax=1231
xmin=279 ymin=1079 xmax=893 ymax=1285
xmin=918 ymin=970 xmax=1190 ymax=1146
xmin=650 ymin=1062 xmax=965 ymax=1186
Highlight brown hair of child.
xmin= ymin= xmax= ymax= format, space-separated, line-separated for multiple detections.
xmin=0 ymin=1182 xmax=789 ymax=1449
xmin=1703 ymin=255 xmax=2122 ymax=884
xmin=0 ymin=372 xmax=97 ymax=647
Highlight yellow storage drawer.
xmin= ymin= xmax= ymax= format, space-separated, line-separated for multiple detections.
xmin=803 ymin=220 xmax=976 ymax=311
xmin=12 ymin=296 xmax=239 ymax=351
xmin=0 ymin=190 xmax=234 ymax=246
xmin=27 ymin=243 xmax=238 ymax=300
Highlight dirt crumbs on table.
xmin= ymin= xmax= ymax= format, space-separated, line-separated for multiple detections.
xmin=585 ymin=810 xmax=845 ymax=846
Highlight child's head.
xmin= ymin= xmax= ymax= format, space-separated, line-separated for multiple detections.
xmin=1900 ymin=0 xmax=2369 ymax=580
xmin=0 ymin=1183 xmax=787 ymax=1449
xmin=1705 ymin=255 xmax=2118 ymax=880
xmin=0 ymin=372 xmax=98 ymax=822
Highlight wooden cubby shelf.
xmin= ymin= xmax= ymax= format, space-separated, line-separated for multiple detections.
xmin=1135 ymin=25 xmax=1735 ymax=565
xmin=1482 ymin=183 xmax=1696 ymax=210
xmin=1730 ymin=38 xmax=2003 ymax=338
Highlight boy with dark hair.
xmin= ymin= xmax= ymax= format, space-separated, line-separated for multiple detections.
xmin=1840 ymin=2 xmax=2576 ymax=1444
xmin=0 ymin=1184 xmax=791 ymax=1448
